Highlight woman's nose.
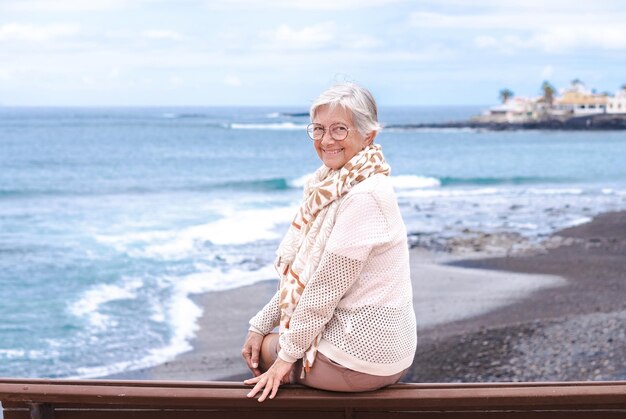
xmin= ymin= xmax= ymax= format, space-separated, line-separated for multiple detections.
xmin=320 ymin=129 xmax=336 ymax=144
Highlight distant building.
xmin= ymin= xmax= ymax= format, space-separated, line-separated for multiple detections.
xmin=554 ymin=81 xmax=608 ymax=116
xmin=485 ymin=97 xmax=538 ymax=122
xmin=607 ymin=87 xmax=626 ymax=114
xmin=481 ymin=81 xmax=626 ymax=123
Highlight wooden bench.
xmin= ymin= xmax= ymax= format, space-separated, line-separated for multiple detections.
xmin=1 ymin=378 xmax=626 ymax=418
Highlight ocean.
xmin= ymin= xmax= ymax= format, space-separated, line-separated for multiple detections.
xmin=1 ymin=106 xmax=625 ymax=379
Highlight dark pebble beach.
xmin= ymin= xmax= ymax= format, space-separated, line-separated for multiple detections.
xmin=406 ymin=211 xmax=626 ymax=383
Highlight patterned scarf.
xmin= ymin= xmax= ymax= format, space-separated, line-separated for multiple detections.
xmin=275 ymin=143 xmax=390 ymax=376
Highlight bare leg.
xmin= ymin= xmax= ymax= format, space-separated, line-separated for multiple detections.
xmin=259 ymin=332 xmax=279 ymax=372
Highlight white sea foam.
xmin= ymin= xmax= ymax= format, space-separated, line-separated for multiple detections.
xmin=154 ymin=263 xmax=277 ymax=362
xmin=69 ymin=279 xmax=143 ymax=329
xmin=0 ymin=349 xmax=24 ymax=358
xmin=141 ymin=206 xmax=296 ymax=260
xmin=527 ymin=188 xmax=584 ymax=195
xmin=0 ymin=349 xmax=45 ymax=359
xmin=397 ymin=187 xmax=500 ymax=198
xmin=72 ymin=264 xmax=277 ymax=379
xmin=391 ymin=175 xmax=441 ymax=190
xmin=230 ymin=122 xmax=307 ymax=130
xmin=95 ymin=205 xmax=296 ymax=261
xmin=94 ymin=230 xmax=174 ymax=253
xmin=289 ymin=173 xmax=314 ymax=188
xmin=564 ymin=216 xmax=592 ymax=228
xmin=384 ymin=127 xmax=478 ymax=133
xmin=505 ymin=222 xmax=539 ymax=231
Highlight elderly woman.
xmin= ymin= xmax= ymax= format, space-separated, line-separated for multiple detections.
xmin=242 ymin=83 xmax=416 ymax=402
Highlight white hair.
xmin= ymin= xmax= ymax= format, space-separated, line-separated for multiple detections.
xmin=310 ymin=82 xmax=381 ymax=137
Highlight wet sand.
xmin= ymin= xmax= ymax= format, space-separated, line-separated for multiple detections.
xmin=107 ymin=211 xmax=626 ymax=383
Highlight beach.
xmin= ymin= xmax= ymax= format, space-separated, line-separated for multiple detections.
xmin=409 ymin=210 xmax=626 ymax=382
xmin=107 ymin=210 xmax=626 ymax=383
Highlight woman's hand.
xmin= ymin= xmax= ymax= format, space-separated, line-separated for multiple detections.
xmin=241 ymin=330 xmax=264 ymax=377
xmin=244 ymin=358 xmax=294 ymax=402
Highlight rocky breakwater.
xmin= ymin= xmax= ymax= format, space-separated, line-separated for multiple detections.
xmin=387 ymin=113 xmax=626 ymax=131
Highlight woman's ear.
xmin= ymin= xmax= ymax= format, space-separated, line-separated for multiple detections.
xmin=364 ymin=131 xmax=377 ymax=148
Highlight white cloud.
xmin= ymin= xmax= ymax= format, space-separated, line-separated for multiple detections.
xmin=205 ymin=0 xmax=405 ymax=11
xmin=170 ymin=75 xmax=184 ymax=85
xmin=414 ymin=10 xmax=626 ymax=52
xmin=141 ymin=30 xmax=185 ymax=41
xmin=268 ymin=0 xmax=404 ymax=10
xmin=1 ymin=0 xmax=141 ymax=11
xmin=541 ymin=65 xmax=554 ymax=79
xmin=472 ymin=26 xmax=626 ymax=53
xmin=411 ymin=12 xmax=517 ymax=30
xmin=268 ymin=23 xmax=336 ymax=50
xmin=536 ymin=26 xmax=626 ymax=51
xmin=109 ymin=67 xmax=121 ymax=79
xmin=342 ymin=34 xmax=383 ymax=50
xmin=0 ymin=68 xmax=12 ymax=81
xmin=474 ymin=36 xmax=497 ymax=49
xmin=409 ymin=0 xmax=624 ymax=15
xmin=0 ymin=23 xmax=80 ymax=42
xmin=472 ymin=34 xmax=532 ymax=54
xmin=224 ymin=75 xmax=242 ymax=87
xmin=409 ymin=10 xmax=626 ymax=32
xmin=81 ymin=75 xmax=96 ymax=86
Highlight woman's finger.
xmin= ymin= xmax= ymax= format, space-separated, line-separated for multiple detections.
xmin=246 ymin=377 xmax=266 ymax=398
xmin=243 ymin=375 xmax=261 ymax=385
xmin=241 ymin=348 xmax=252 ymax=367
xmin=257 ymin=378 xmax=274 ymax=402
xmin=250 ymin=343 xmax=260 ymax=369
xmin=269 ymin=378 xmax=281 ymax=400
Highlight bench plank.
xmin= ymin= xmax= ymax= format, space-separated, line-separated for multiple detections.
xmin=2 ymin=379 xmax=626 ymax=418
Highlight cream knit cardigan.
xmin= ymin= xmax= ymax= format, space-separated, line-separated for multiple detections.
xmin=249 ymin=174 xmax=417 ymax=376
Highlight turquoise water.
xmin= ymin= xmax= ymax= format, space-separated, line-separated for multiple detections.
xmin=1 ymin=106 xmax=625 ymax=379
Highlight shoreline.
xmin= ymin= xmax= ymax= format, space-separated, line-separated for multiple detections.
xmin=104 ymin=252 xmax=564 ymax=382
xmin=104 ymin=211 xmax=626 ymax=383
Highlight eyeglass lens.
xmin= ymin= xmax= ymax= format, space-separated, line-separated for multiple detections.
xmin=307 ymin=123 xmax=349 ymax=141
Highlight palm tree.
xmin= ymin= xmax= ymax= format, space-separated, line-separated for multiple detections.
xmin=621 ymin=83 xmax=626 ymax=91
xmin=541 ymin=81 xmax=556 ymax=107
xmin=499 ymin=88 xmax=514 ymax=104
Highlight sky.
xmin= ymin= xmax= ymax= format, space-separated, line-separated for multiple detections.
xmin=1 ymin=0 xmax=625 ymax=106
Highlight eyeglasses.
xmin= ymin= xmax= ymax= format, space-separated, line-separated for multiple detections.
xmin=306 ymin=123 xmax=350 ymax=141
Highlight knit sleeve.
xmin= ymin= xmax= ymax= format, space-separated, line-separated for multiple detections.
xmin=278 ymin=192 xmax=391 ymax=362
xmin=248 ymin=289 xmax=280 ymax=336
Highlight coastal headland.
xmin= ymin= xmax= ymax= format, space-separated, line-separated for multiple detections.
xmin=386 ymin=113 xmax=626 ymax=131
xmin=106 ymin=211 xmax=626 ymax=383
xmin=390 ymin=80 xmax=626 ymax=131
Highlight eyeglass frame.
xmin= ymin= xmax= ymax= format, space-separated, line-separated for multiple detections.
xmin=306 ymin=122 xmax=351 ymax=141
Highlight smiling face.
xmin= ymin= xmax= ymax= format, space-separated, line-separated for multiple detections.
xmin=312 ymin=105 xmax=375 ymax=170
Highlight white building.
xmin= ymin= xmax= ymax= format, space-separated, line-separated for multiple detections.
xmin=607 ymin=88 xmax=626 ymax=114
xmin=554 ymin=92 xmax=607 ymax=116
xmin=485 ymin=97 xmax=537 ymax=122
xmin=554 ymin=80 xmax=608 ymax=116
